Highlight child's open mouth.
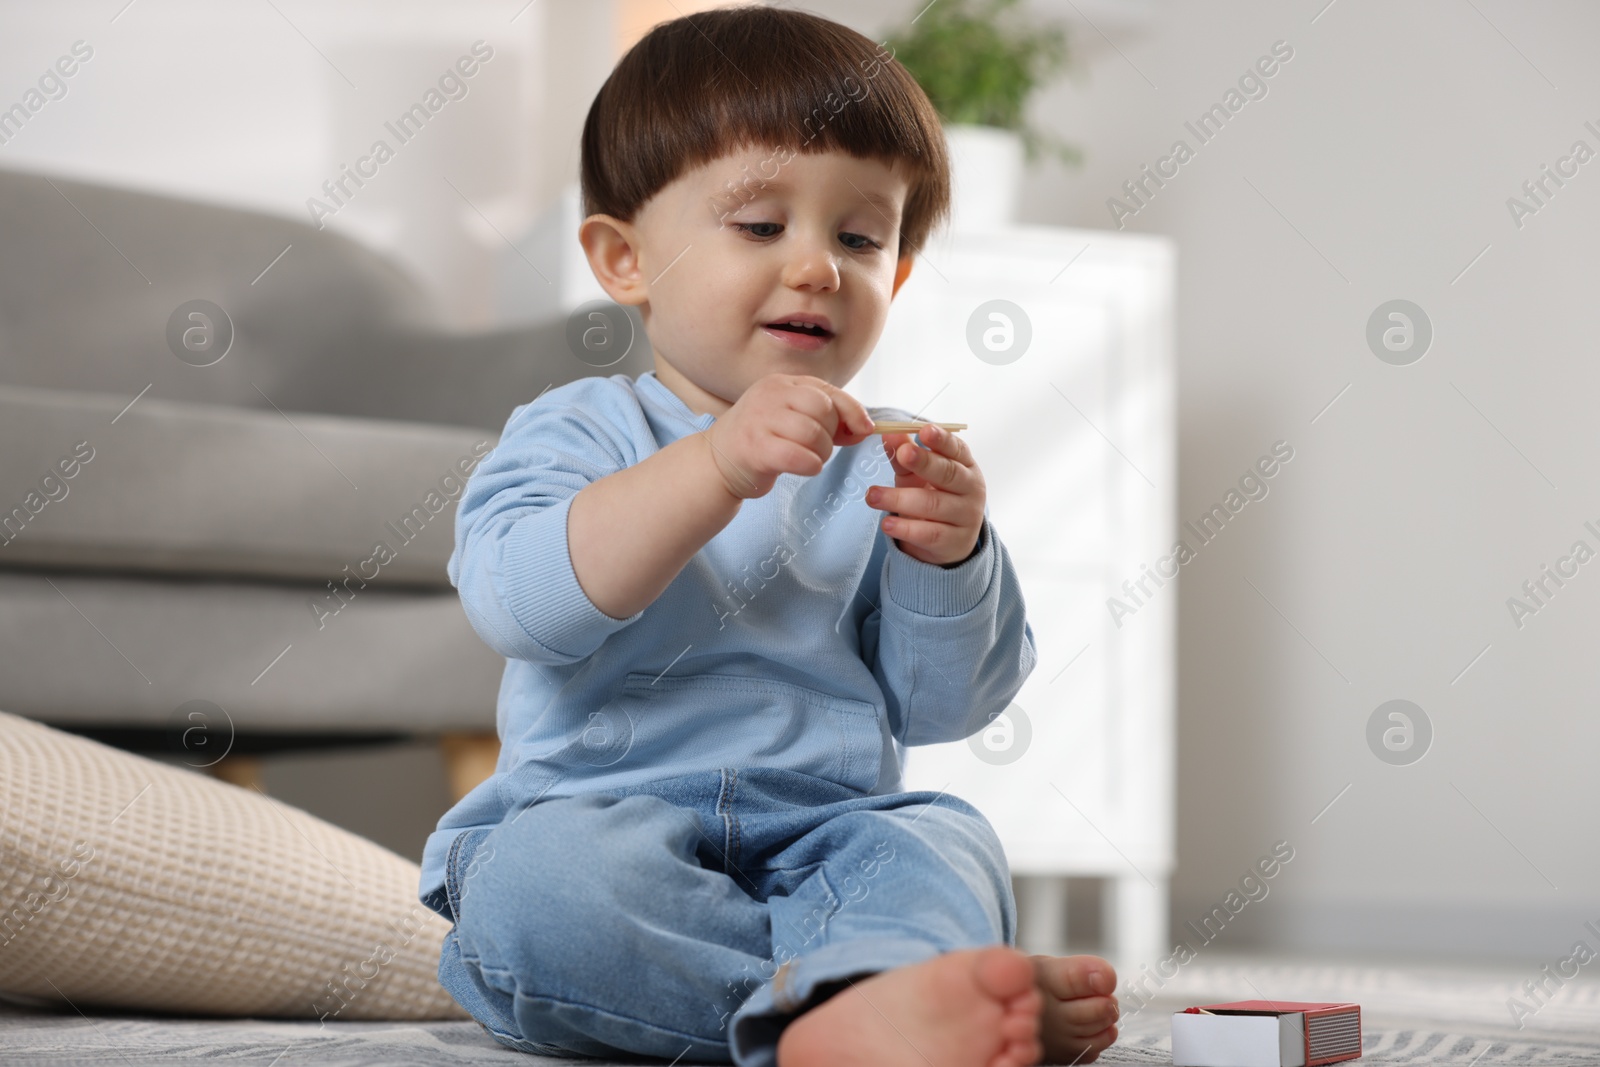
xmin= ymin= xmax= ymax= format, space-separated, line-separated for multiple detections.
xmin=762 ymin=318 xmax=834 ymax=350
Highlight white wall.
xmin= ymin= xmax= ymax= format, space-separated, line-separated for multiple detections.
xmin=1036 ymin=0 xmax=1600 ymax=960
xmin=0 ymin=1 xmax=745 ymax=330
xmin=0 ymin=0 xmax=561 ymax=328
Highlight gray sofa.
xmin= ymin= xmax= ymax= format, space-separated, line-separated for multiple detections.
xmin=0 ymin=167 xmax=646 ymax=792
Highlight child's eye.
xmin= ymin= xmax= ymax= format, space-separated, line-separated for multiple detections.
xmin=732 ymin=222 xmax=882 ymax=252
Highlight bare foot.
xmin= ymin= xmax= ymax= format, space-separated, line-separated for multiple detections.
xmin=777 ymin=946 xmax=1044 ymax=1067
xmin=1029 ymin=955 xmax=1119 ymax=1064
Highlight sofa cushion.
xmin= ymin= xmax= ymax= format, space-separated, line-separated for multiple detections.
xmin=0 ymin=383 xmax=494 ymax=587
xmin=0 ymin=569 xmax=501 ymax=733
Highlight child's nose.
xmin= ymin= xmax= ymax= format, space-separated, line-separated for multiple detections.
xmin=782 ymin=238 xmax=840 ymax=291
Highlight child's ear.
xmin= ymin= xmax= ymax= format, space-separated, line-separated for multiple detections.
xmin=579 ymin=214 xmax=648 ymax=306
xmin=891 ymin=255 xmax=913 ymax=299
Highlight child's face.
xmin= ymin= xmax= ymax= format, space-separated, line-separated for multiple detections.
xmin=581 ymin=145 xmax=914 ymax=416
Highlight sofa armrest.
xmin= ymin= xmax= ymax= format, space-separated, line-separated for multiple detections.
xmin=0 ymin=383 xmax=492 ymax=586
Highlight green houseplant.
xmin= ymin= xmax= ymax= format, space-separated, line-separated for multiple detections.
xmin=883 ymin=0 xmax=1082 ymax=169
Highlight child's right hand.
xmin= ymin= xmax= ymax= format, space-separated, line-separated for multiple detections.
xmin=704 ymin=373 xmax=876 ymax=500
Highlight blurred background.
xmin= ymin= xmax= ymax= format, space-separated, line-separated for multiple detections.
xmin=2 ymin=0 xmax=1594 ymax=977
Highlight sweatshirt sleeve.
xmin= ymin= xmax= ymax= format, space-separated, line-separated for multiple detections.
xmin=447 ymin=387 xmax=645 ymax=664
xmin=861 ymin=508 xmax=1038 ymax=748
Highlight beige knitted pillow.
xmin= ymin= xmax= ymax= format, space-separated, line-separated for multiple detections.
xmin=0 ymin=710 xmax=468 ymax=1020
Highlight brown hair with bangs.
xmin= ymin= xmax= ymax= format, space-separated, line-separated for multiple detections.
xmin=580 ymin=5 xmax=950 ymax=260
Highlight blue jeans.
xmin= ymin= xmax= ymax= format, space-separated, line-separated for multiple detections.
xmin=433 ymin=767 xmax=1016 ymax=1066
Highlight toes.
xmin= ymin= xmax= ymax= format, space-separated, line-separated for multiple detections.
xmin=1005 ymin=987 xmax=1044 ymax=1016
xmin=1096 ymin=1024 xmax=1120 ymax=1058
xmin=975 ymin=947 xmax=1040 ymax=1002
xmin=993 ymin=1035 xmax=1043 ymax=1067
xmin=1058 ymin=1031 xmax=1115 ymax=1065
xmin=998 ymin=995 xmax=1042 ymax=1042
xmin=1032 ymin=954 xmax=1117 ymax=1000
xmin=1082 ymin=1023 xmax=1118 ymax=1056
xmin=1048 ymin=993 xmax=1119 ymax=1030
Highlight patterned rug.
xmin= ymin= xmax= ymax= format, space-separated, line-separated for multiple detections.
xmin=2 ymin=956 xmax=1596 ymax=1064
xmin=1100 ymin=958 xmax=1600 ymax=1065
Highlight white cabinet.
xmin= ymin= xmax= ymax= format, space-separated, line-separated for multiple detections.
xmin=848 ymin=225 xmax=1176 ymax=969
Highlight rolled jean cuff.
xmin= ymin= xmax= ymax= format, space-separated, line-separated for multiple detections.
xmin=727 ymin=936 xmax=943 ymax=1067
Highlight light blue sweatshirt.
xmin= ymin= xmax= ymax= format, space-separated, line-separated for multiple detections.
xmin=419 ymin=369 xmax=1036 ymax=912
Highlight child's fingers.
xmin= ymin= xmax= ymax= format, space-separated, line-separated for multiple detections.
xmin=877 ymin=512 xmax=965 ymax=555
xmin=814 ymin=381 xmax=875 ymax=440
xmin=914 ymin=422 xmax=974 ymax=467
xmin=881 ymin=432 xmax=915 ymax=478
xmin=894 ymin=436 xmax=975 ymax=493
xmin=866 ymin=484 xmax=979 ymax=526
xmin=748 ymin=406 xmax=833 ymax=476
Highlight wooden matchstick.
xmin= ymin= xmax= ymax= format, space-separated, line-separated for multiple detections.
xmin=870 ymin=420 xmax=967 ymax=434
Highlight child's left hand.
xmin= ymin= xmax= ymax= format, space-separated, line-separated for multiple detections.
xmin=864 ymin=423 xmax=986 ymax=568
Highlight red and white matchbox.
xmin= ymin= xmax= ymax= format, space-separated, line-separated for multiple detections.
xmin=1171 ymin=1001 xmax=1361 ymax=1067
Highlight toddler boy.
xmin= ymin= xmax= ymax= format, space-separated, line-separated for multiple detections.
xmin=420 ymin=8 xmax=1120 ymax=1066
